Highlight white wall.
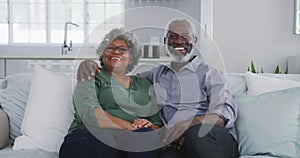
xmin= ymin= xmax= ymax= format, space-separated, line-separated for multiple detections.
xmin=214 ymin=0 xmax=300 ymax=73
xmin=124 ymin=0 xmax=201 ymax=44
xmin=124 ymin=0 xmax=300 ymax=73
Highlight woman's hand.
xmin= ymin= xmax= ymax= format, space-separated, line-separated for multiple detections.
xmin=121 ymin=121 xmax=138 ymax=131
xmin=132 ymin=118 xmax=153 ymax=129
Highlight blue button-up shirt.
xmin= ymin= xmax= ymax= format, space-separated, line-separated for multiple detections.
xmin=138 ymin=56 xmax=237 ymax=139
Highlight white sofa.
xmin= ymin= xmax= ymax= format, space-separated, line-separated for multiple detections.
xmin=1 ymin=67 xmax=300 ymax=158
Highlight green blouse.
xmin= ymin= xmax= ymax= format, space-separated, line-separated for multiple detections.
xmin=69 ymin=69 xmax=162 ymax=134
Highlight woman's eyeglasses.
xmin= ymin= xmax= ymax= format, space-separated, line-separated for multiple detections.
xmin=105 ymin=45 xmax=129 ymax=54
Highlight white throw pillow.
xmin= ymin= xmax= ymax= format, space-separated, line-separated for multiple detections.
xmin=13 ymin=66 xmax=75 ymax=153
xmin=245 ymin=72 xmax=300 ymax=95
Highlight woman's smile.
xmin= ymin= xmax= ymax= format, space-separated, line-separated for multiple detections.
xmin=102 ymin=39 xmax=131 ymax=73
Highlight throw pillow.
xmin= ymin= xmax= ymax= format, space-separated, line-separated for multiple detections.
xmin=245 ymin=72 xmax=300 ymax=95
xmin=13 ymin=66 xmax=74 ymax=153
xmin=235 ymin=87 xmax=300 ymax=157
xmin=225 ymin=73 xmax=247 ymax=96
xmin=0 ymin=107 xmax=9 ymax=149
xmin=0 ymin=73 xmax=33 ymax=144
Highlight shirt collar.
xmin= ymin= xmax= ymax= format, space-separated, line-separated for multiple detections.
xmin=166 ymin=56 xmax=201 ymax=73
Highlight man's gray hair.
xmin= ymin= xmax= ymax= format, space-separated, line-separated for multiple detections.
xmin=96 ymin=28 xmax=141 ymax=73
xmin=165 ymin=18 xmax=197 ymax=37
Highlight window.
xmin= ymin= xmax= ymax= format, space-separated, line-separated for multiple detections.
xmin=0 ymin=0 xmax=8 ymax=44
xmin=0 ymin=0 xmax=124 ymax=44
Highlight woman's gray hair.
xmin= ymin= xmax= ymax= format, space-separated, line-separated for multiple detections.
xmin=96 ymin=28 xmax=141 ymax=73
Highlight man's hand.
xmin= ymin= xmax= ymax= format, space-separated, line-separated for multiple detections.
xmin=196 ymin=114 xmax=226 ymax=128
xmin=169 ymin=135 xmax=185 ymax=149
xmin=163 ymin=114 xmax=226 ymax=145
xmin=163 ymin=120 xmax=190 ymax=144
xmin=77 ymin=59 xmax=100 ymax=82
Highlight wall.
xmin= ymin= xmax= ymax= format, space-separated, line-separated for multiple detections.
xmin=124 ymin=0 xmax=300 ymax=73
xmin=214 ymin=0 xmax=300 ymax=73
xmin=123 ymin=0 xmax=220 ymax=68
xmin=124 ymin=0 xmax=201 ymax=44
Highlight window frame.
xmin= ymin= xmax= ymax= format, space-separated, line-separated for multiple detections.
xmin=1 ymin=0 xmax=124 ymax=45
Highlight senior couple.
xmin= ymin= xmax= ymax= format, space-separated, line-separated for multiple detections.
xmin=59 ymin=18 xmax=238 ymax=158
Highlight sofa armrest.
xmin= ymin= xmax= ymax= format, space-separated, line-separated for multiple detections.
xmin=0 ymin=107 xmax=9 ymax=149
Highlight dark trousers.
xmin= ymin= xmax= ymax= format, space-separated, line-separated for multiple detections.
xmin=59 ymin=128 xmax=161 ymax=158
xmin=159 ymin=124 xmax=238 ymax=158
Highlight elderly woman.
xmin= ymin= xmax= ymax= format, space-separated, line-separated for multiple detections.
xmin=59 ymin=28 xmax=162 ymax=158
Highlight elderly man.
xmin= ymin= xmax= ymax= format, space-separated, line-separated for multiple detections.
xmin=77 ymin=18 xmax=238 ymax=158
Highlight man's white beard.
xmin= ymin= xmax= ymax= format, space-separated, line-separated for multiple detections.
xmin=169 ymin=51 xmax=193 ymax=63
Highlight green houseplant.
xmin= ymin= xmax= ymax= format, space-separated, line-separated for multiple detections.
xmin=247 ymin=61 xmax=288 ymax=74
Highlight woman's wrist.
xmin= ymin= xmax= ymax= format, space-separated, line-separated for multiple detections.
xmin=121 ymin=121 xmax=133 ymax=130
xmin=151 ymin=124 xmax=161 ymax=130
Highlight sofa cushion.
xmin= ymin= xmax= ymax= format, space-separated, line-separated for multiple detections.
xmin=225 ymin=73 xmax=247 ymax=96
xmin=0 ymin=147 xmax=58 ymax=158
xmin=245 ymin=72 xmax=300 ymax=95
xmin=0 ymin=73 xmax=33 ymax=144
xmin=13 ymin=66 xmax=75 ymax=153
xmin=239 ymin=156 xmax=277 ymax=158
xmin=235 ymin=87 xmax=300 ymax=157
xmin=0 ymin=107 xmax=9 ymax=149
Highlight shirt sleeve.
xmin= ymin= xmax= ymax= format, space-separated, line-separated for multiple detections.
xmin=205 ymin=68 xmax=238 ymax=129
xmin=136 ymin=65 xmax=167 ymax=83
xmin=73 ymin=79 xmax=101 ymax=128
xmin=137 ymin=70 xmax=153 ymax=82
